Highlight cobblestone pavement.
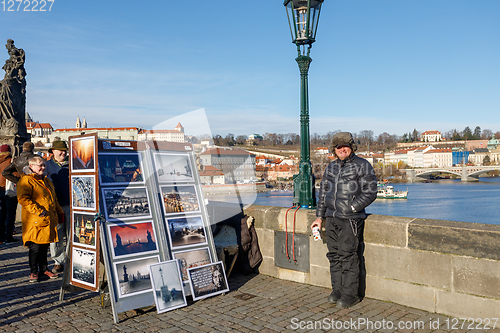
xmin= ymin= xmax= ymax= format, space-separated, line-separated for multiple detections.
xmin=1 ymin=226 xmax=499 ymax=333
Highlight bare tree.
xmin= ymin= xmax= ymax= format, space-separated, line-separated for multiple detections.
xmin=482 ymin=129 xmax=493 ymax=139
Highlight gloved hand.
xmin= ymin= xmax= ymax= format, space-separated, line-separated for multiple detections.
xmin=58 ymin=213 xmax=65 ymax=224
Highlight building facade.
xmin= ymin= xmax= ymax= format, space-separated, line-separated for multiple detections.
xmin=199 ymin=147 xmax=256 ymax=183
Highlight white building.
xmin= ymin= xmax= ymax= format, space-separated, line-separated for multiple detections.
xmin=199 ymin=165 xmax=225 ymax=184
xmin=420 ymin=130 xmax=442 ymax=142
xmin=138 ymin=123 xmax=186 ymax=142
xmin=424 ymin=148 xmax=453 ymax=168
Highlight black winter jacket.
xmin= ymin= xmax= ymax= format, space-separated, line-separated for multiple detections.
xmin=2 ymin=151 xmax=36 ymax=184
xmin=316 ymin=154 xmax=377 ymax=220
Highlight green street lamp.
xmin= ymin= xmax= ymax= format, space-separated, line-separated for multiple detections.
xmin=284 ymin=0 xmax=323 ymax=208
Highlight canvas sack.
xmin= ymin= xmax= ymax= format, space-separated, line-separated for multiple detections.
xmin=5 ymin=179 xmax=16 ymax=197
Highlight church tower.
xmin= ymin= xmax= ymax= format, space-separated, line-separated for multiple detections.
xmin=175 ymin=122 xmax=184 ymax=133
xmin=76 ymin=116 xmax=81 ymax=129
xmin=82 ymin=117 xmax=87 ymax=128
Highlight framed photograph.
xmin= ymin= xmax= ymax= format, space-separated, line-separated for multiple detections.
xmin=108 ymin=221 xmax=158 ymax=259
xmin=71 ymin=136 xmax=96 ymax=172
xmin=148 ymin=260 xmax=187 ymax=314
xmin=71 ymin=247 xmax=97 ymax=289
xmin=98 ymin=152 xmax=145 ymax=185
xmin=160 ymin=185 xmax=200 ymax=215
xmin=72 ymin=212 xmax=97 ymax=249
xmin=113 ymin=256 xmax=159 ymax=298
xmin=102 ymin=187 xmax=151 ymax=221
xmin=166 ymin=216 xmax=207 ymax=250
xmin=71 ymin=175 xmax=96 ymax=211
xmin=154 ymin=153 xmax=193 ymax=183
xmin=173 ymin=247 xmax=211 ymax=283
xmin=187 ymin=261 xmax=229 ymax=301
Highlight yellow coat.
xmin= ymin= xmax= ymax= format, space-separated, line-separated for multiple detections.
xmin=17 ymin=172 xmax=64 ymax=245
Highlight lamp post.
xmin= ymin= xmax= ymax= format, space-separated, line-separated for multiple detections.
xmin=284 ymin=0 xmax=323 ymax=208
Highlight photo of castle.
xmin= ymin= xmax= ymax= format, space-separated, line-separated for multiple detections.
xmin=108 ymin=221 xmax=157 ymax=258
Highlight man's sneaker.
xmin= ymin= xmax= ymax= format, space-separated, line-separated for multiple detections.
xmin=40 ymin=270 xmax=59 ymax=279
xmin=52 ymin=264 xmax=64 ymax=274
xmin=327 ymin=291 xmax=341 ymax=304
xmin=29 ymin=272 xmax=38 ymax=282
xmin=336 ymin=296 xmax=361 ymax=309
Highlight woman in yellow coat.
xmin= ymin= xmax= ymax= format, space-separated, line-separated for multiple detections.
xmin=17 ymin=155 xmax=64 ymax=282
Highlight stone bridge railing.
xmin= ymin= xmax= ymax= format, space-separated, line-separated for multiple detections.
xmin=243 ymin=205 xmax=500 ymax=328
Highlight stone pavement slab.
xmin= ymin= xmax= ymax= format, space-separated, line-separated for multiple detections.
xmin=1 ymin=227 xmax=499 ymax=332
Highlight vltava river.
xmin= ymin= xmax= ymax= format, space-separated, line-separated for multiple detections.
xmin=212 ymin=177 xmax=500 ymax=225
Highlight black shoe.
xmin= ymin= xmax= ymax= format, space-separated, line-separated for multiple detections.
xmin=5 ymin=237 xmax=20 ymax=243
xmin=336 ymin=296 xmax=360 ymax=309
xmin=327 ymin=291 xmax=341 ymax=304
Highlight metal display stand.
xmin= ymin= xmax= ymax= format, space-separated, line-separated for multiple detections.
xmin=61 ymin=137 xmax=218 ymax=323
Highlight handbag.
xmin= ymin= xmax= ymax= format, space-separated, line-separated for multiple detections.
xmin=5 ymin=179 xmax=16 ymax=197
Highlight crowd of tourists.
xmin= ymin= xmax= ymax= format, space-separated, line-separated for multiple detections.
xmin=0 ymin=140 xmax=70 ymax=283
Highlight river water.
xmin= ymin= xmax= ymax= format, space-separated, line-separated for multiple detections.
xmin=210 ymin=177 xmax=500 ymax=225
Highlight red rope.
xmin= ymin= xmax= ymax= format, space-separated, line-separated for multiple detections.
xmin=284 ymin=206 xmax=296 ymax=259
xmin=292 ymin=206 xmax=300 ymax=262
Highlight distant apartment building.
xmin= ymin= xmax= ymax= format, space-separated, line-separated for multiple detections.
xmin=424 ymin=148 xmax=452 ymax=168
xmin=314 ymin=147 xmax=330 ymax=155
xmin=199 ymin=147 xmax=256 ymax=183
xmin=138 ymin=123 xmax=186 ymax=142
xmin=420 ymin=130 xmax=442 ymax=142
xmin=50 ymin=127 xmax=140 ymax=142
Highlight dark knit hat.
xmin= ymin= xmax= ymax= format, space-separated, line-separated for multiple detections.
xmin=23 ymin=141 xmax=34 ymax=152
xmin=330 ymin=132 xmax=357 ymax=152
xmin=49 ymin=140 xmax=68 ymax=153
xmin=0 ymin=144 xmax=11 ymax=153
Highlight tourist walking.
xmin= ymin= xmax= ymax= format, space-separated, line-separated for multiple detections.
xmin=17 ymin=155 xmax=64 ymax=282
xmin=311 ymin=132 xmax=377 ymax=308
xmin=45 ymin=140 xmax=70 ymax=274
xmin=0 ymin=144 xmax=19 ymax=244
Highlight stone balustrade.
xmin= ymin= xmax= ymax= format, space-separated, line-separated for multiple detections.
xmin=244 ymin=205 xmax=500 ymax=328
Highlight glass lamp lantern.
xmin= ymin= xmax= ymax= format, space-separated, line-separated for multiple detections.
xmin=284 ymin=0 xmax=323 ymax=51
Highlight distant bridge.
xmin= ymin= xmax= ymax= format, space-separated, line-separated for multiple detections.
xmin=404 ymin=166 xmax=499 ymax=182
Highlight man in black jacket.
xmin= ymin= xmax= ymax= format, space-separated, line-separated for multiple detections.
xmin=2 ymin=141 xmax=36 ymax=184
xmin=311 ymin=132 xmax=377 ymax=309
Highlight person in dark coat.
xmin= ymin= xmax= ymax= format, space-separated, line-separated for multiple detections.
xmin=44 ymin=140 xmax=70 ymax=274
xmin=0 ymin=144 xmax=19 ymax=244
xmin=311 ymin=132 xmax=377 ymax=309
xmin=2 ymin=141 xmax=36 ymax=184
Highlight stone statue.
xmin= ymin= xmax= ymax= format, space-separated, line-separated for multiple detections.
xmin=0 ymin=39 xmax=27 ymax=137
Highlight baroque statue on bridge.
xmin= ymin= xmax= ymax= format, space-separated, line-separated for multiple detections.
xmin=0 ymin=39 xmax=27 ymax=137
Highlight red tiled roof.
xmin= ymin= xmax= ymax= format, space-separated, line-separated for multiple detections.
xmin=199 ymin=165 xmax=224 ymax=176
xmin=421 ymin=130 xmax=441 ymax=135
xmin=34 ymin=123 xmax=53 ymax=129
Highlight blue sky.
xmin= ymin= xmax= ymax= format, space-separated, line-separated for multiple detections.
xmin=1 ymin=0 xmax=499 ymax=138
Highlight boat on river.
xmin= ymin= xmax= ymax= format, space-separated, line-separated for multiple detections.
xmin=377 ymin=184 xmax=408 ymax=199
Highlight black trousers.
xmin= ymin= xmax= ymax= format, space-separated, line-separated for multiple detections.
xmin=0 ymin=192 xmax=17 ymax=242
xmin=325 ymin=217 xmax=365 ymax=300
xmin=27 ymin=242 xmax=50 ymax=274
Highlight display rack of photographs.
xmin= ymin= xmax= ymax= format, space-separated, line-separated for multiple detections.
xmin=152 ymin=149 xmax=218 ymax=298
xmin=66 ymin=133 xmax=101 ymax=293
xmin=97 ymin=140 xmax=161 ymax=323
xmin=96 ymin=140 xmax=218 ymax=323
